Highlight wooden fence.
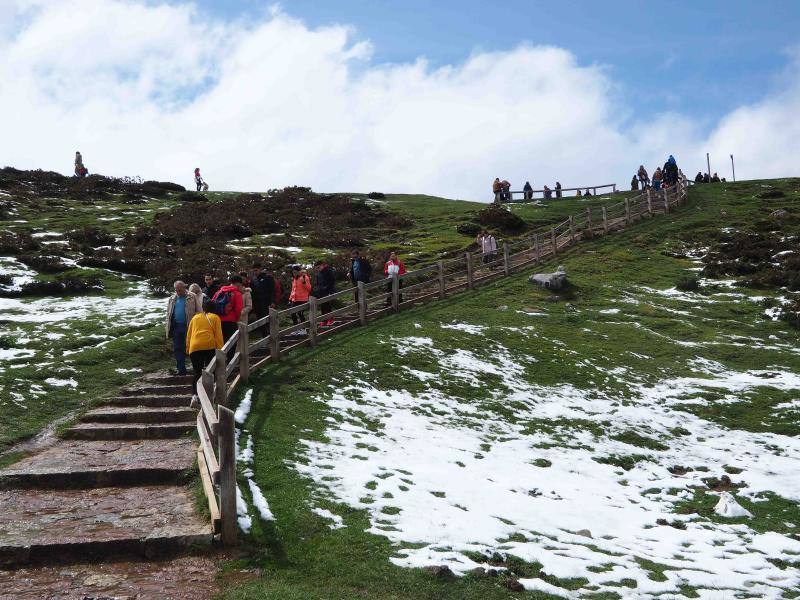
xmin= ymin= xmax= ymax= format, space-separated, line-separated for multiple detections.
xmin=499 ymin=182 xmax=617 ymax=203
xmin=195 ymin=178 xmax=689 ymax=544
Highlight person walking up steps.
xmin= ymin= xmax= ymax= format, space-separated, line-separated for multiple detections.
xmin=637 ymin=165 xmax=649 ymax=189
xmin=478 ymin=229 xmax=498 ymax=265
xmin=347 ymin=249 xmax=372 ymax=303
xmin=186 ymin=298 xmax=223 ymax=389
xmin=250 ymin=263 xmax=274 ymax=336
xmin=188 ymin=283 xmax=205 ymax=313
xmin=384 ymin=251 xmax=406 ymax=306
xmin=166 ymin=280 xmax=197 ymax=376
xmin=237 ymin=272 xmax=253 ymax=325
xmin=212 ymin=275 xmax=244 ymax=360
xmin=288 ymin=265 xmax=312 ymax=332
xmin=313 ymin=259 xmax=336 ymax=326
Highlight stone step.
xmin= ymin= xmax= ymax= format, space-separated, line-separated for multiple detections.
xmin=121 ymin=385 xmax=191 ymax=397
xmin=0 ymin=438 xmax=196 ymax=489
xmin=142 ymin=373 xmax=194 ymax=386
xmin=0 ymin=485 xmax=212 ymax=566
xmin=107 ymin=395 xmax=190 ymax=408
xmin=81 ymin=406 xmax=196 ymax=425
xmin=64 ymin=422 xmax=195 ymax=441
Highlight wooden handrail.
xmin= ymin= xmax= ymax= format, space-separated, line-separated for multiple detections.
xmin=192 ymin=178 xmax=689 ymax=546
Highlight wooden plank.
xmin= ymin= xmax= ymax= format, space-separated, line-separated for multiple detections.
xmin=465 ymin=252 xmax=474 ymax=289
xmin=358 ymin=281 xmax=367 ymax=325
xmin=437 ymin=260 xmax=445 ymax=299
xmin=225 ymin=352 xmax=240 ymax=378
xmin=221 ymin=329 xmax=239 ymax=355
xmin=197 ymin=414 xmax=220 ymax=485
xmin=308 ymin=297 xmax=318 ymax=347
xmin=247 ymin=315 xmax=267 ymax=333
xmin=196 ymin=447 xmax=221 ymax=534
xmin=269 ymin=307 xmax=280 ymax=362
xmin=250 ymin=354 xmax=272 ymax=371
xmin=237 ymin=322 xmax=249 ymax=382
xmin=218 ymin=406 xmax=237 ymax=546
xmin=197 ymin=384 xmax=219 ymax=436
xmin=391 ymin=275 xmax=400 ymax=312
xmin=214 ymin=349 xmax=226 ymax=406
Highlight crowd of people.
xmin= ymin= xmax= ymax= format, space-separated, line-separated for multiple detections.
xmin=163 ymin=249 xmax=418 ymax=385
xmin=630 ymin=155 xmax=682 ymax=191
xmin=493 ymin=178 xmax=593 ymax=201
xmin=694 ymin=171 xmax=724 ymax=184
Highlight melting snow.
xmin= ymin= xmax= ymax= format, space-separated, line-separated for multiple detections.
xmin=293 ymin=333 xmax=800 ymax=598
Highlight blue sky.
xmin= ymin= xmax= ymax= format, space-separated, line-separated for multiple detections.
xmin=194 ymin=0 xmax=800 ymax=134
xmin=2 ymin=0 xmax=798 ymax=195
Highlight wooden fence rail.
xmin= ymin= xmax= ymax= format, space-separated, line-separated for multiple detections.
xmin=194 ymin=178 xmax=689 ymax=544
xmin=500 ymin=182 xmax=617 ymax=203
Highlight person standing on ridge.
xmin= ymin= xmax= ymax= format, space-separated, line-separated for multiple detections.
xmin=652 ymin=167 xmax=663 ymax=190
xmin=194 ymin=167 xmax=205 ymax=192
xmin=555 ymin=182 xmax=562 ymax=198
xmin=74 ymin=151 xmax=87 ymax=177
xmin=500 ymin=179 xmax=511 ymax=202
xmin=637 ymin=165 xmax=649 ymax=189
xmin=165 ymin=280 xmax=197 ymax=376
xmin=492 ymin=178 xmax=502 ymax=202
xmin=523 ymin=181 xmax=533 ymax=201
xmin=383 ymin=251 xmax=406 ymax=306
xmin=631 ymin=175 xmax=639 ymax=191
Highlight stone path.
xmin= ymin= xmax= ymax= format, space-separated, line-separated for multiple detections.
xmin=0 ymin=373 xmax=215 ymax=593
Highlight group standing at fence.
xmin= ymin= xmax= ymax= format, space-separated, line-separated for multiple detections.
xmin=162 ymin=244 xmax=465 ymax=381
xmin=631 ymin=155 xmax=686 ymax=191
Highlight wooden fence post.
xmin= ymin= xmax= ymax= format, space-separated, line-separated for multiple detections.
xmin=663 ymin=188 xmax=669 ymax=213
xmin=647 ymin=188 xmax=653 ymax=216
xmin=437 ymin=260 xmax=445 ymax=299
xmin=218 ymin=405 xmax=237 ymax=546
xmin=201 ymin=370 xmax=214 ymax=404
xmin=533 ymin=233 xmax=539 ymax=263
xmin=551 ymin=228 xmax=557 ymax=256
xmin=214 ymin=349 xmax=227 ymax=406
xmin=268 ymin=307 xmax=280 ymax=362
xmin=503 ymin=242 xmax=510 ymax=276
xmin=586 ymin=207 xmax=593 ymax=238
xmin=568 ymin=216 xmax=575 ymax=244
xmin=391 ymin=275 xmax=400 ymax=312
xmin=357 ymin=281 xmax=367 ymax=325
xmin=625 ymin=199 xmax=631 ymax=225
xmin=466 ymin=252 xmax=474 ymax=289
xmin=602 ymin=206 xmax=608 ymax=234
xmin=308 ymin=296 xmax=317 ymax=347
xmin=237 ymin=322 xmax=249 ymax=382
xmin=613 ymin=184 xmax=617 ymax=193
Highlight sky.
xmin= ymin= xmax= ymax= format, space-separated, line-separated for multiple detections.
xmin=1 ymin=0 xmax=798 ymax=199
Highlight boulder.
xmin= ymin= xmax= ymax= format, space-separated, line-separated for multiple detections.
xmin=530 ymin=265 xmax=567 ymax=290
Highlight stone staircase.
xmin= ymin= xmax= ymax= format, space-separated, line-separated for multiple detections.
xmin=0 ymin=373 xmax=211 ymax=568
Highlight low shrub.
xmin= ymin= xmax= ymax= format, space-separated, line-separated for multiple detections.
xmin=676 ymin=276 xmax=700 ymax=292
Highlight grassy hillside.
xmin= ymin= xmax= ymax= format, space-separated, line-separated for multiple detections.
xmin=226 ymin=179 xmax=800 ymax=598
xmin=0 ymin=171 xmax=631 ymax=453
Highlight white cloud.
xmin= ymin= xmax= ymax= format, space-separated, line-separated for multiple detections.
xmin=0 ymin=0 xmax=796 ymax=198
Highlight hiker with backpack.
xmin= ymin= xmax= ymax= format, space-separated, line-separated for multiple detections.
xmin=523 ymin=181 xmax=533 ymax=201
xmin=347 ymin=250 xmax=372 ymax=304
xmin=384 ymin=251 xmax=406 ymax=306
xmin=313 ymin=260 xmax=336 ymax=326
xmin=652 ymin=167 xmax=663 ymax=190
xmin=74 ymin=151 xmax=88 ymax=178
xmin=165 ymin=280 xmax=198 ymax=376
xmin=211 ymin=275 xmax=244 ymax=358
xmin=288 ymin=265 xmax=312 ymax=329
xmin=185 ymin=297 xmax=223 ymax=389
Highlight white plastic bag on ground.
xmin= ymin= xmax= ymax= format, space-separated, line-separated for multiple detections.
xmin=714 ymin=492 xmax=753 ymax=518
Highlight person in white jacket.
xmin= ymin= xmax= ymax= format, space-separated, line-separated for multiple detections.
xmin=477 ymin=230 xmax=498 ymax=264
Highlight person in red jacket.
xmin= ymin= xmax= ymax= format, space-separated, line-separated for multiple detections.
xmin=384 ymin=251 xmax=406 ymax=306
xmin=288 ymin=265 xmax=312 ymax=328
xmin=212 ymin=274 xmax=244 ymax=358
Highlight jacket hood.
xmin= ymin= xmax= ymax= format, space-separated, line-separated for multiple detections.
xmin=219 ymin=284 xmax=239 ymax=292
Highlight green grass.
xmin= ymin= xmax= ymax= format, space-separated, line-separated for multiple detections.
xmin=224 ymin=179 xmax=800 ymax=598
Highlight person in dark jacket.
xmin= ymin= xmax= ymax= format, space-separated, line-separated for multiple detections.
xmin=543 ymin=185 xmax=552 ymax=199
xmin=249 ymin=263 xmax=274 ymax=336
xmin=703 ymin=172 xmax=710 ymax=184
xmin=695 ymin=172 xmax=703 ymax=183
xmin=522 ymin=181 xmax=533 ymax=201
xmin=555 ymin=182 xmax=562 ymax=198
xmin=347 ymin=250 xmax=372 ymax=303
xmin=631 ymin=175 xmax=639 ymax=191
xmin=202 ymin=274 xmax=220 ymax=299
xmin=313 ymin=260 xmax=336 ymax=326
xmin=711 ymin=172 xmax=721 ymax=183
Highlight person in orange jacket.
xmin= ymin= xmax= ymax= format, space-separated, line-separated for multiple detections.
xmin=384 ymin=251 xmax=406 ymax=306
xmin=288 ymin=265 xmax=312 ymax=327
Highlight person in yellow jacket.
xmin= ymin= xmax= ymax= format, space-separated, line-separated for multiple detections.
xmin=186 ymin=298 xmax=224 ymax=389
